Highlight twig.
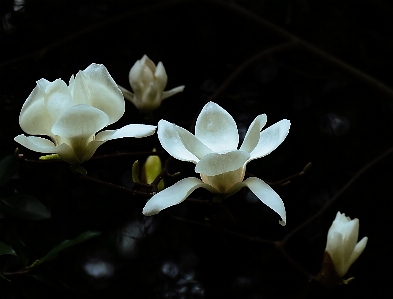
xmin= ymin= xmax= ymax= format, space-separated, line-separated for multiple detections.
xmin=80 ymin=175 xmax=151 ymax=197
xmin=281 ymin=145 xmax=393 ymax=245
xmin=212 ymin=0 xmax=393 ymax=99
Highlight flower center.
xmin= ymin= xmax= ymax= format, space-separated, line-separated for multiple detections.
xmin=200 ymin=166 xmax=246 ymax=194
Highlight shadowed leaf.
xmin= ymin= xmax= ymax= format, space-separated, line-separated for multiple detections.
xmin=0 ymin=154 xmax=19 ymax=188
xmin=37 ymin=231 xmax=101 ymax=265
xmin=0 ymin=194 xmax=50 ymax=220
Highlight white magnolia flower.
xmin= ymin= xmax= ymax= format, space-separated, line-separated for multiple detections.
xmin=119 ymin=55 xmax=184 ymax=112
xmin=325 ymin=212 xmax=368 ymax=278
xmin=15 ymin=63 xmax=156 ymax=164
xmin=143 ymin=101 xmax=290 ymax=225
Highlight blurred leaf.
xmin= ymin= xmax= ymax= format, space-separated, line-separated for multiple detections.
xmin=37 ymin=231 xmax=101 ymax=265
xmin=0 ymin=154 xmax=19 ymax=188
xmin=0 ymin=242 xmax=17 ymax=256
xmin=0 ymin=194 xmax=50 ymax=220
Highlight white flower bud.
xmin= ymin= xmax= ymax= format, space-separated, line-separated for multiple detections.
xmin=120 ymin=55 xmax=184 ymax=112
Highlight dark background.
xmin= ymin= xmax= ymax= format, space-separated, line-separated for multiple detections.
xmin=1 ymin=0 xmax=392 ymax=298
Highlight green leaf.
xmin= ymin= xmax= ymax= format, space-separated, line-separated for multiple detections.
xmin=37 ymin=231 xmax=101 ymax=265
xmin=0 ymin=154 xmax=19 ymax=188
xmin=0 ymin=242 xmax=17 ymax=256
xmin=0 ymin=194 xmax=51 ymax=220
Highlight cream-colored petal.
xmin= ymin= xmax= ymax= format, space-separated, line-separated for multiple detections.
xmin=239 ymin=114 xmax=267 ymax=153
xmin=71 ymin=71 xmax=91 ymax=105
xmin=157 ymin=120 xmax=201 ymax=163
xmin=326 ymin=231 xmax=346 ymax=277
xmin=51 ymin=104 xmax=109 ymax=139
xmin=162 ymin=86 xmax=185 ymax=100
xmin=51 ymin=104 xmax=109 ymax=162
xmin=249 ymin=119 xmax=290 ymax=161
xmin=243 ymin=177 xmax=286 ymax=226
xmin=14 ymin=134 xmax=79 ymax=163
xmin=195 ymin=102 xmax=239 ymax=152
xmin=142 ymin=177 xmax=215 ymax=216
xmin=250 ymin=119 xmax=291 ymax=161
xmin=195 ymin=150 xmax=249 ymax=176
xmin=154 ymin=61 xmax=168 ymax=91
xmin=19 ymin=79 xmax=54 ymax=136
xmin=83 ymin=63 xmax=125 ymax=125
xmin=200 ymin=166 xmax=245 ymax=194
xmin=107 ymin=124 xmax=156 ymax=140
xmin=80 ymin=140 xmax=106 ymax=163
xmin=348 ymin=237 xmax=368 ymax=268
xmin=14 ymin=135 xmax=57 ymax=153
xmin=44 ymin=79 xmax=74 ymax=121
xmin=118 ymin=85 xmax=135 ymax=102
xmin=342 ymin=219 xmax=360 ymax=264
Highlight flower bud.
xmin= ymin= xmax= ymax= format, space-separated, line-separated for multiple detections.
xmin=119 ymin=55 xmax=184 ymax=112
xmin=141 ymin=150 xmax=164 ymax=191
xmin=318 ymin=212 xmax=368 ymax=287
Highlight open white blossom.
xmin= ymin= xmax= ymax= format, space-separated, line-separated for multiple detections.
xmin=119 ymin=55 xmax=184 ymax=112
xmin=143 ymin=101 xmax=290 ymax=225
xmin=14 ymin=63 xmax=156 ymax=164
xmin=325 ymin=212 xmax=368 ymax=278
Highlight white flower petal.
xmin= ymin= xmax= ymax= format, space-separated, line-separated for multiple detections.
xmin=14 ymin=135 xmax=57 ymax=153
xmin=129 ymin=60 xmax=144 ymax=92
xmin=51 ymin=104 xmax=109 ymax=140
xmin=71 ymin=71 xmax=91 ymax=105
xmin=249 ymin=119 xmax=290 ymax=161
xmin=95 ymin=130 xmax=116 ymax=141
xmin=154 ymin=61 xmax=168 ymax=91
xmin=195 ymin=150 xmax=249 ymax=176
xmin=327 ymin=231 xmax=346 ymax=277
xmin=157 ymin=120 xmax=201 ymax=163
xmin=162 ymin=85 xmax=185 ymax=100
xmin=118 ymin=85 xmax=134 ymax=102
xmin=342 ymin=219 xmax=360 ymax=263
xmin=239 ymin=114 xmax=267 ymax=153
xmin=80 ymin=140 xmax=107 ymax=163
xmin=142 ymin=177 xmax=215 ymax=216
xmin=44 ymin=79 xmax=74 ymax=121
xmin=243 ymin=177 xmax=286 ymax=226
xmin=349 ymin=236 xmax=368 ymax=268
xmin=195 ymin=102 xmax=239 ymax=152
xmin=83 ymin=63 xmax=125 ymax=125
xmin=14 ymin=134 xmax=80 ymax=163
xmin=107 ymin=124 xmax=156 ymax=140
xmin=19 ymin=79 xmax=54 ymax=136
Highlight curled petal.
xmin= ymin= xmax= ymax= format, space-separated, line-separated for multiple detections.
xmin=195 ymin=150 xmax=249 ymax=176
xmin=162 ymin=85 xmax=185 ymax=100
xmin=195 ymin=102 xmax=239 ymax=152
xmin=14 ymin=135 xmax=79 ymax=163
xmin=243 ymin=177 xmax=286 ymax=226
xmin=239 ymin=114 xmax=267 ymax=153
xmin=83 ymin=63 xmax=125 ymax=125
xmin=14 ymin=135 xmax=57 ymax=153
xmin=348 ymin=237 xmax=368 ymax=268
xmin=143 ymin=177 xmax=216 ymax=216
xmin=107 ymin=124 xmax=156 ymax=140
xmin=118 ymin=85 xmax=134 ymax=102
xmin=249 ymin=119 xmax=290 ymax=161
xmin=158 ymin=120 xmax=206 ymax=163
